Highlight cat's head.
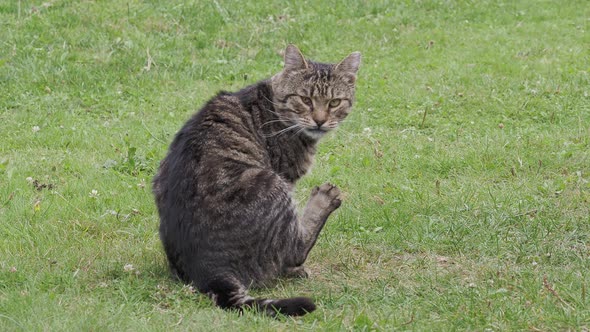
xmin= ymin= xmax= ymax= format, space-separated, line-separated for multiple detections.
xmin=271 ymin=45 xmax=361 ymax=140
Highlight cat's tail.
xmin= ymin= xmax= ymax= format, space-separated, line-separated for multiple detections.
xmin=205 ymin=278 xmax=316 ymax=317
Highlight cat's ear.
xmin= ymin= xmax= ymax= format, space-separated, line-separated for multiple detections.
xmin=335 ymin=52 xmax=361 ymax=76
xmin=284 ymin=44 xmax=309 ymax=71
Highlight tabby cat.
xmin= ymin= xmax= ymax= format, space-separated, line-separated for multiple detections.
xmin=152 ymin=45 xmax=361 ymax=317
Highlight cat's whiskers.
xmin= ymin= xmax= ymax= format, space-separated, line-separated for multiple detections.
xmin=261 ymin=119 xmax=290 ymax=128
xmin=325 ymin=121 xmax=340 ymax=130
xmin=262 ymin=95 xmax=284 ymax=109
xmin=289 ymin=126 xmax=308 ymax=139
xmin=261 ymin=106 xmax=283 ymax=117
xmin=261 ymin=123 xmax=303 ymax=138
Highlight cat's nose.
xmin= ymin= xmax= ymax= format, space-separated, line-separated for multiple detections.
xmin=314 ymin=119 xmax=326 ymax=128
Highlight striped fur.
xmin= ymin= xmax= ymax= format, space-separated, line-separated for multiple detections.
xmin=152 ymin=45 xmax=360 ymax=317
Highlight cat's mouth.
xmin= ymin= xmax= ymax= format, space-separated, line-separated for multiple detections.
xmin=303 ymin=127 xmax=328 ymax=139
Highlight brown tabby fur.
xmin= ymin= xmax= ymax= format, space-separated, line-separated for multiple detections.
xmin=152 ymin=45 xmax=360 ymax=317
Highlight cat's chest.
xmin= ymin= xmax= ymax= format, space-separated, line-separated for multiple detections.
xmin=268 ymin=139 xmax=316 ymax=184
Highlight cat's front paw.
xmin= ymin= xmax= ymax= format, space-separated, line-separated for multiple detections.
xmin=310 ymin=183 xmax=342 ymax=213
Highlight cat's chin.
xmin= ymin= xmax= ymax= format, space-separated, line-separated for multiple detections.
xmin=302 ymin=128 xmax=329 ymax=140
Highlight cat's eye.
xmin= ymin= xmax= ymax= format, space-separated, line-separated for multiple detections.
xmin=299 ymin=96 xmax=312 ymax=107
xmin=328 ymin=99 xmax=341 ymax=108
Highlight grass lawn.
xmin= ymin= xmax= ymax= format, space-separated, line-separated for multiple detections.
xmin=1 ymin=0 xmax=589 ymax=330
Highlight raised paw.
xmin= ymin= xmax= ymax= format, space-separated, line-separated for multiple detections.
xmin=309 ymin=183 xmax=342 ymax=214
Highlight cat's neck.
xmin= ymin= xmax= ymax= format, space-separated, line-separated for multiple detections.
xmin=245 ymin=81 xmax=318 ymax=184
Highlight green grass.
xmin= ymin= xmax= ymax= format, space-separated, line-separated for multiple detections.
xmin=1 ymin=0 xmax=589 ymax=330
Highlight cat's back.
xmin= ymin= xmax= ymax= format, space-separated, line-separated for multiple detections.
xmin=153 ymin=85 xmax=269 ymax=204
xmin=172 ymin=87 xmax=268 ymax=158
